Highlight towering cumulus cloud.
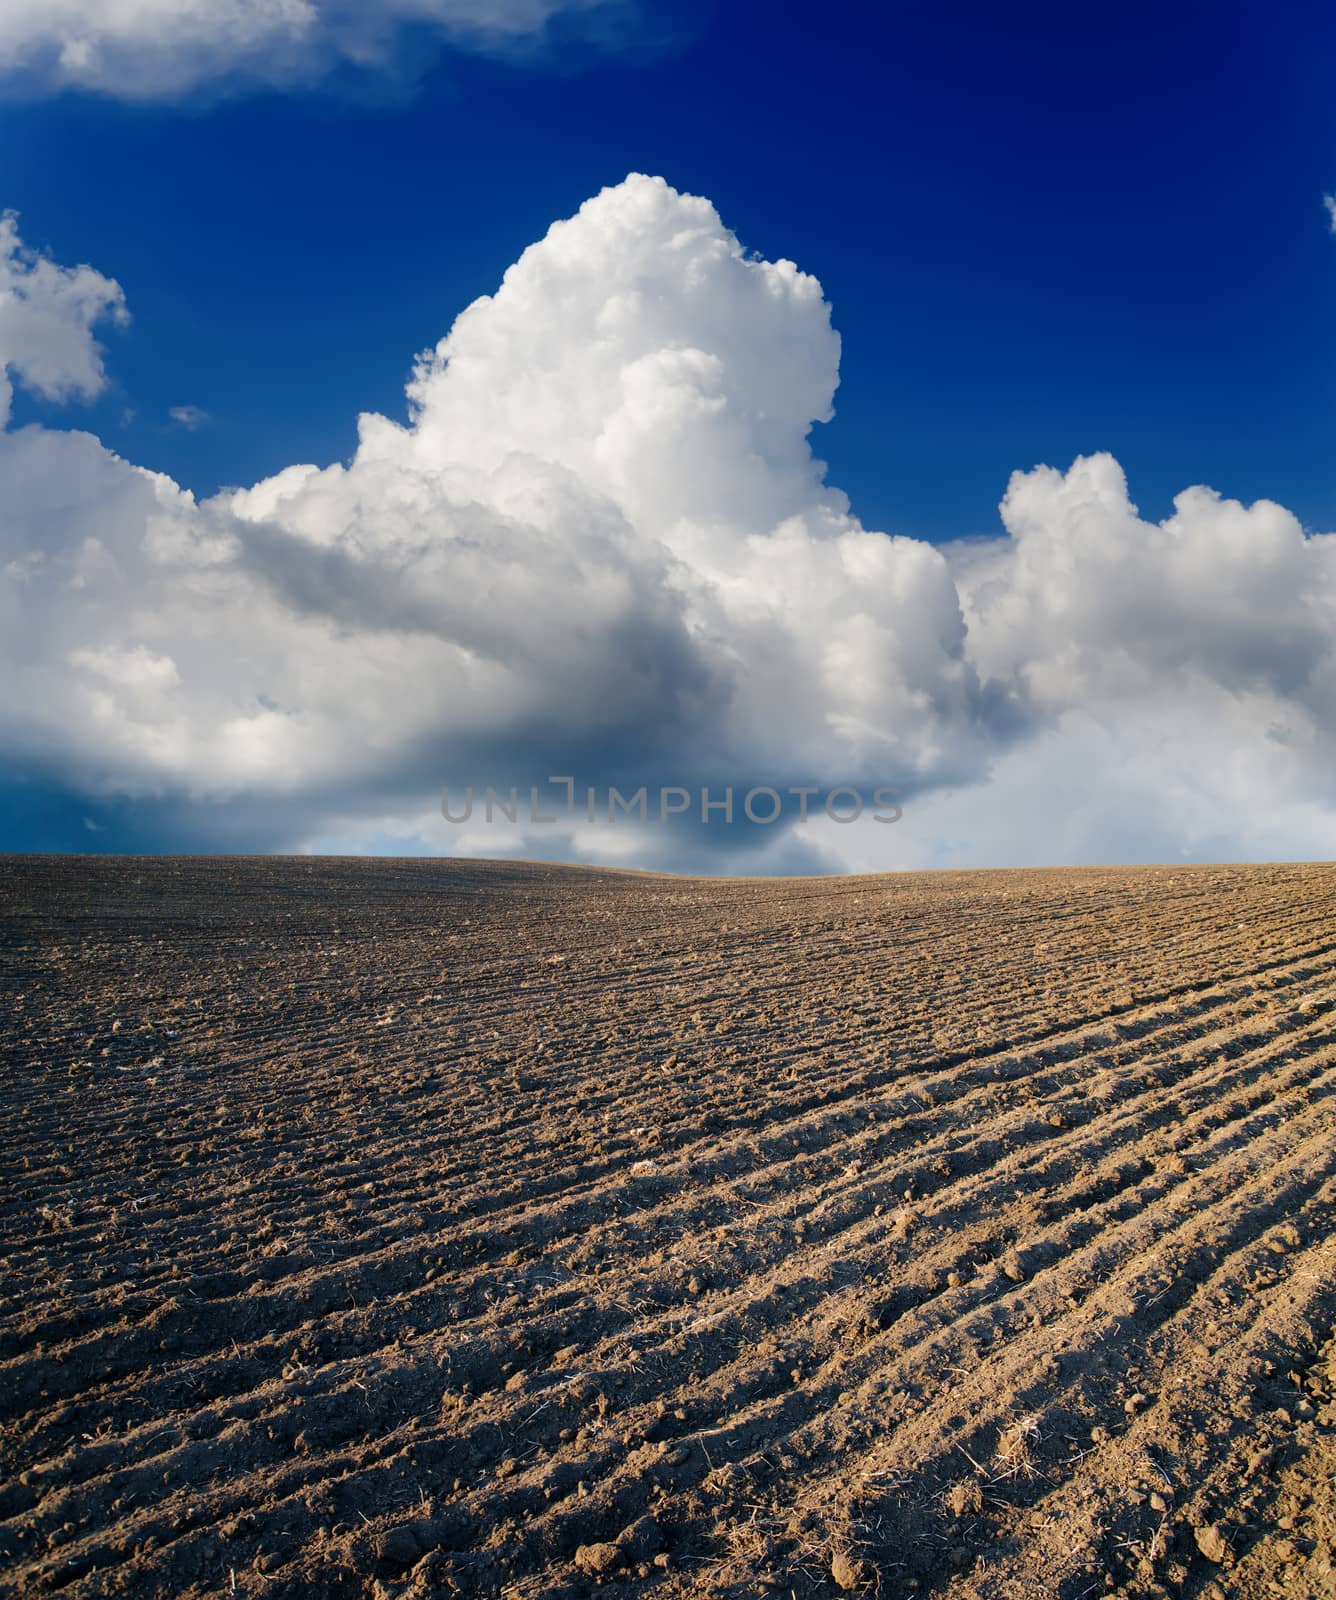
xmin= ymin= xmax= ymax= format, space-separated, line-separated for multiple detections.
xmin=1 ymin=176 xmax=1333 ymax=867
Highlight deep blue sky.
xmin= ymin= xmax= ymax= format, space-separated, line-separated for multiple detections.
xmin=4 ymin=0 xmax=1335 ymax=541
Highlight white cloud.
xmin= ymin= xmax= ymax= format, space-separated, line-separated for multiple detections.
xmin=0 ymin=212 xmax=126 ymax=428
xmin=2 ymin=175 xmax=1334 ymax=868
xmin=0 ymin=0 xmax=625 ymax=99
xmin=1325 ymin=193 xmax=1336 ymax=233
xmin=168 ymin=404 xmax=209 ymax=429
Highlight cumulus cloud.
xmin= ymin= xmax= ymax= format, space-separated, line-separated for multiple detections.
xmin=168 ymin=404 xmax=209 ymax=430
xmin=0 ymin=0 xmax=635 ymax=99
xmin=0 ymin=212 xmax=126 ymax=429
xmin=2 ymin=174 xmax=1334 ymax=869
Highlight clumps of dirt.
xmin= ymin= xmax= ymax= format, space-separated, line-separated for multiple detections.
xmin=573 ymin=1515 xmax=664 ymax=1579
xmin=1194 ymin=1522 xmax=1231 ymax=1565
xmin=377 ymin=1523 xmax=429 ymax=1568
xmin=891 ymin=1204 xmax=920 ymax=1240
xmin=945 ymin=1478 xmax=984 ymax=1517
xmin=573 ymin=1541 xmax=623 ymax=1578
xmin=829 ymin=1548 xmax=872 ymax=1591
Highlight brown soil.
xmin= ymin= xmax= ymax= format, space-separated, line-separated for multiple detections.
xmin=2 ymin=854 xmax=1336 ymax=1600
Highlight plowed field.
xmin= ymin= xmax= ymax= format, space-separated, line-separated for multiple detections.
xmin=3 ymin=856 xmax=1336 ymax=1600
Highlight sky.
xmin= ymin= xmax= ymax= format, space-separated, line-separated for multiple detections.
xmin=2 ymin=0 xmax=1335 ymax=872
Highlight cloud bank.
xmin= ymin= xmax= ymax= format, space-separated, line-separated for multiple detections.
xmin=2 ymin=175 xmax=1333 ymax=871
xmin=0 ymin=0 xmax=640 ymax=99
